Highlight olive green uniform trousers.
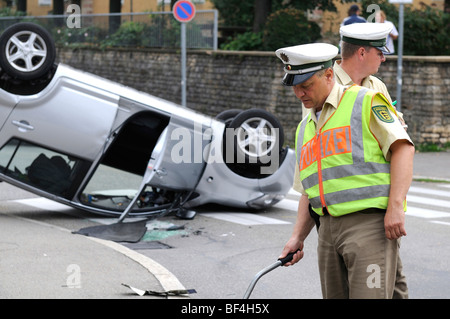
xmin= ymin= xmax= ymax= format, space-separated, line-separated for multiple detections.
xmin=317 ymin=210 xmax=408 ymax=299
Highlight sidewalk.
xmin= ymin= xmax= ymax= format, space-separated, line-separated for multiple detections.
xmin=413 ymin=151 xmax=450 ymax=182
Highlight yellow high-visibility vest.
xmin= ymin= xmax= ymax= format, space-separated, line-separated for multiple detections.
xmin=295 ymin=85 xmax=405 ymax=217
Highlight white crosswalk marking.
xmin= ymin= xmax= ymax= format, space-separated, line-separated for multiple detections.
xmin=273 ymin=198 xmax=298 ymax=212
xmin=12 ymin=197 xmax=72 ymax=211
xmin=406 ymin=207 xmax=450 ymax=219
xmin=275 ymin=184 xmax=450 ymax=223
xmin=9 ymin=183 xmax=450 ymax=226
xmin=406 ymin=195 xmax=450 ymax=210
xmin=406 ymin=185 xmax=450 ymax=220
xmin=200 ymin=212 xmax=290 ymax=225
xmin=12 ymin=196 xmax=292 ymax=226
xmin=409 ymin=186 xmax=450 ymax=197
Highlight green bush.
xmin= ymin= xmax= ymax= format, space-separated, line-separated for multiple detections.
xmin=361 ymin=0 xmax=450 ymax=55
xmin=262 ymin=8 xmax=321 ymax=51
xmin=220 ymin=31 xmax=263 ymax=51
xmin=102 ymin=21 xmax=149 ymax=47
xmin=403 ymin=7 xmax=449 ymax=55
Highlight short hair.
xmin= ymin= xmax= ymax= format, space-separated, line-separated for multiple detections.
xmin=348 ymin=5 xmax=360 ymax=15
xmin=314 ymin=67 xmax=334 ymax=80
xmin=340 ymin=40 xmax=372 ymax=59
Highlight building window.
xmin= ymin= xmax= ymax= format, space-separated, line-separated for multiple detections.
xmin=157 ymin=0 xmax=205 ymax=4
xmin=38 ymin=0 xmax=51 ymax=5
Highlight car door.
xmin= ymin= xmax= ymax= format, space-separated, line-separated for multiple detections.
xmin=0 ymin=74 xmax=119 ymax=200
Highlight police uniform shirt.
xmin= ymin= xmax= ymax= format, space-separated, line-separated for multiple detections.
xmin=333 ymin=60 xmax=393 ymax=103
xmin=292 ymin=82 xmax=413 ymax=195
xmin=333 ymin=59 xmax=406 ymax=128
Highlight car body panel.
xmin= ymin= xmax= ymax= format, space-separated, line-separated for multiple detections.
xmin=1 ymin=75 xmax=119 ymax=160
xmin=186 ymin=118 xmax=296 ymax=209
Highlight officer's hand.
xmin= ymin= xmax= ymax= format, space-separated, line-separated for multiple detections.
xmin=384 ymin=208 xmax=407 ymax=240
xmin=279 ymin=239 xmax=304 ymax=267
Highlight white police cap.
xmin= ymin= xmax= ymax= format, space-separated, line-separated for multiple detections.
xmin=340 ymin=22 xmax=393 ymax=53
xmin=275 ymin=43 xmax=338 ymax=86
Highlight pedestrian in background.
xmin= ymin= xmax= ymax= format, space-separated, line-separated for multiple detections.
xmin=376 ymin=10 xmax=399 ymax=54
xmin=341 ymin=4 xmax=366 ymax=26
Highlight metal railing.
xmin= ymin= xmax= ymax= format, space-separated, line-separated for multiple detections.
xmin=0 ymin=10 xmax=218 ymax=50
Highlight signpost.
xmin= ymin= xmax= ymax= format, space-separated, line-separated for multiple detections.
xmin=389 ymin=0 xmax=413 ymax=111
xmin=173 ymin=0 xmax=196 ymax=107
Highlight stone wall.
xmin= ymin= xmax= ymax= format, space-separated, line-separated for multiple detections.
xmin=56 ymin=48 xmax=450 ymax=147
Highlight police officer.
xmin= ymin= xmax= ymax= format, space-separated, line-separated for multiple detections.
xmin=336 ymin=22 xmax=408 ymax=298
xmin=302 ymin=23 xmax=406 ymax=123
xmin=276 ymin=43 xmax=415 ymax=298
xmin=337 ymin=23 xmax=393 ymax=99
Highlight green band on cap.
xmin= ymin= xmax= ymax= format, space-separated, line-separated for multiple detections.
xmin=287 ymin=60 xmax=333 ymax=73
xmin=342 ymin=36 xmax=386 ymax=48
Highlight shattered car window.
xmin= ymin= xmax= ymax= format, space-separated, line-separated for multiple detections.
xmin=0 ymin=138 xmax=89 ymax=198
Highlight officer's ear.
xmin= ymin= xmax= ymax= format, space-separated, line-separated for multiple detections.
xmin=357 ymin=47 xmax=367 ymax=59
xmin=324 ymin=67 xmax=334 ymax=83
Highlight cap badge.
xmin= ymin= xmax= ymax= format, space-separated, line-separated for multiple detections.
xmin=280 ymin=52 xmax=289 ymax=63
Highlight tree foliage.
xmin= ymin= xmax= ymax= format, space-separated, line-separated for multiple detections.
xmin=211 ymin=0 xmax=339 ymax=28
xmin=214 ymin=0 xmax=330 ymax=51
xmin=262 ymin=8 xmax=321 ymax=51
xmin=361 ymin=0 xmax=449 ymax=55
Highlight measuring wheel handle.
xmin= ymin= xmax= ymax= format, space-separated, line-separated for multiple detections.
xmin=243 ymin=249 xmax=301 ymax=299
xmin=278 ymin=249 xmax=301 ymax=265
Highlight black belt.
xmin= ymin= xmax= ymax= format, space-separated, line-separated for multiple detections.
xmin=319 ymin=207 xmax=385 ymax=217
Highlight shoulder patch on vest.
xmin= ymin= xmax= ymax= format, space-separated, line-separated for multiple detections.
xmin=372 ymin=105 xmax=394 ymax=123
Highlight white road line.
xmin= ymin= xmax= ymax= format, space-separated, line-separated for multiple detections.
xmin=406 ymin=195 xmax=450 ymax=208
xmin=406 ymin=206 xmax=450 ymax=219
xmin=288 ymin=188 xmax=302 ymax=196
xmin=12 ymin=193 xmax=450 ymax=225
xmin=200 ymin=212 xmax=290 ymax=225
xmin=277 ymin=198 xmax=450 ymax=219
xmin=274 ymin=198 xmax=299 ymax=212
xmin=409 ymin=186 xmax=450 ymax=198
xmin=4 ymin=198 xmax=187 ymax=296
xmin=11 ymin=197 xmax=72 ymax=211
xmin=430 ymin=221 xmax=450 ymax=226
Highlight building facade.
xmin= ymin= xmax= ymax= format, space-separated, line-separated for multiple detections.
xmin=3 ymin=1 xmax=446 ymax=36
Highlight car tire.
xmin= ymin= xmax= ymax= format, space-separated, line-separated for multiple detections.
xmin=0 ymin=23 xmax=56 ymax=81
xmin=227 ymin=108 xmax=284 ymax=165
xmin=215 ymin=109 xmax=242 ymax=127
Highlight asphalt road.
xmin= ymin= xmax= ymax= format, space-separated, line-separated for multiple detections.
xmin=0 ymin=179 xmax=449 ymax=300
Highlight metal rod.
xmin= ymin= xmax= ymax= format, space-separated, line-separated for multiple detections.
xmin=396 ymin=4 xmax=404 ymax=111
xmin=243 ymin=261 xmax=281 ymax=299
xmin=181 ymin=22 xmax=187 ymax=107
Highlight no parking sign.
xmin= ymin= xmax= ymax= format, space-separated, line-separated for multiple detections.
xmin=172 ymin=0 xmax=196 ymax=23
xmin=172 ymin=1 xmax=196 ymax=107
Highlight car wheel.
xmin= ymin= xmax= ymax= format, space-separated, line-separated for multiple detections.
xmin=215 ymin=109 xmax=242 ymax=127
xmin=228 ymin=108 xmax=284 ymax=165
xmin=0 ymin=23 xmax=56 ymax=80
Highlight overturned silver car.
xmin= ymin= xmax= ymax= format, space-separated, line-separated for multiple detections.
xmin=0 ymin=23 xmax=295 ymax=219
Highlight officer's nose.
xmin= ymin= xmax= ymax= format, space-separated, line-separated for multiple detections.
xmin=293 ymin=86 xmax=305 ymax=98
